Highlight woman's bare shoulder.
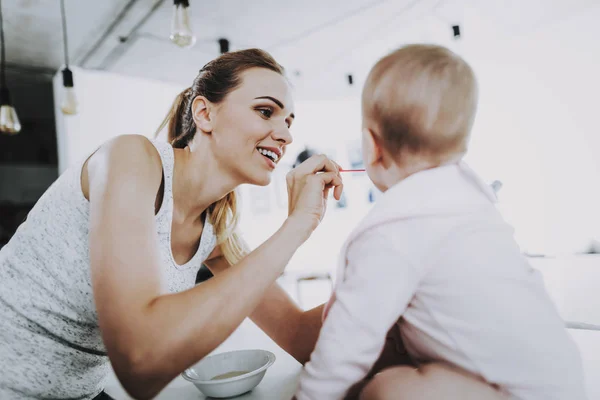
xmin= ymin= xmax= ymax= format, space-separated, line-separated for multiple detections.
xmin=82 ymin=135 xmax=163 ymax=200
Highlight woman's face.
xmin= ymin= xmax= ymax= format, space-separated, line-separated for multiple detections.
xmin=207 ymin=67 xmax=295 ymax=186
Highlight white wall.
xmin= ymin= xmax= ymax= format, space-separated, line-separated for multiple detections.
xmin=53 ymin=66 xmax=184 ymax=173
xmin=460 ymin=4 xmax=600 ymax=255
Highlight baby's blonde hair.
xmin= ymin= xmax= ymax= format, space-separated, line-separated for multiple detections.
xmin=362 ymin=44 xmax=478 ymax=165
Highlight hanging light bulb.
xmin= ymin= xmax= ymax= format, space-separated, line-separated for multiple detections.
xmin=0 ymin=0 xmax=20 ymax=134
xmin=60 ymin=67 xmax=77 ymax=115
xmin=0 ymin=88 xmax=21 ymax=135
xmin=170 ymin=0 xmax=196 ymax=48
xmin=60 ymin=0 xmax=77 ymax=115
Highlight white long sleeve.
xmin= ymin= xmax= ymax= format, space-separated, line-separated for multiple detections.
xmin=295 ymin=230 xmax=425 ymax=400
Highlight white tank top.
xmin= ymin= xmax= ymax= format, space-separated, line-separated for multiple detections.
xmin=0 ymin=139 xmax=217 ymax=399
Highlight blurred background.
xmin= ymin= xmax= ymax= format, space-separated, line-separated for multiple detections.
xmin=0 ymin=1 xmax=598 ymax=396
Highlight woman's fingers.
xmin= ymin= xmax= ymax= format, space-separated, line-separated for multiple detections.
xmin=309 ymin=172 xmax=342 ymax=190
xmin=291 ymin=154 xmax=339 ymax=177
xmin=310 ymin=172 xmax=343 ymax=200
xmin=285 ymin=154 xmax=344 ymax=222
xmin=333 ymin=181 xmax=344 ymax=200
xmin=324 ymin=171 xmax=344 ymax=201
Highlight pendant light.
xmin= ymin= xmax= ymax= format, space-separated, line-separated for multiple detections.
xmin=170 ymin=0 xmax=196 ymax=48
xmin=0 ymin=0 xmax=21 ymax=134
xmin=60 ymin=0 xmax=77 ymax=115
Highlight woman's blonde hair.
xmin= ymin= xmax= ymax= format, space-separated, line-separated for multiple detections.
xmin=362 ymin=44 xmax=478 ymax=164
xmin=155 ymin=49 xmax=285 ymax=265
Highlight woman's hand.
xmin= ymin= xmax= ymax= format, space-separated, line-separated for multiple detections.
xmin=286 ymin=154 xmax=344 ymax=233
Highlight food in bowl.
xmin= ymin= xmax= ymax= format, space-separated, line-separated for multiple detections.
xmin=182 ymin=349 xmax=276 ymax=398
xmin=211 ymin=370 xmax=250 ymax=380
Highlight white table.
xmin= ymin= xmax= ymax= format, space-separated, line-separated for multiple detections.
xmin=104 ymin=319 xmax=302 ymax=399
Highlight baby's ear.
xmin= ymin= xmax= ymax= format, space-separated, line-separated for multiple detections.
xmin=191 ymin=96 xmax=214 ymax=133
xmin=362 ymin=127 xmax=384 ymax=167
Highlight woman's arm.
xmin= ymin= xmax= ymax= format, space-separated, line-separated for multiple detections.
xmin=87 ymin=136 xmax=340 ymax=399
xmin=251 ymin=287 xmax=324 ymax=365
xmin=205 ymin=253 xmax=324 ymax=365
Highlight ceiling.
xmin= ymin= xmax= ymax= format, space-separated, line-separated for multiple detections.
xmin=2 ymin=0 xmax=597 ymax=100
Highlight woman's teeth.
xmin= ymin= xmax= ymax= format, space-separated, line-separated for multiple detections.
xmin=257 ymin=148 xmax=279 ymax=162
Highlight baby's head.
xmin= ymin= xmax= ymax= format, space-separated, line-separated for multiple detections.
xmin=361 ymin=44 xmax=478 ymax=191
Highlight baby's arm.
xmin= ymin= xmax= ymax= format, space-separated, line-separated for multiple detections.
xmin=294 ymin=228 xmax=424 ymax=400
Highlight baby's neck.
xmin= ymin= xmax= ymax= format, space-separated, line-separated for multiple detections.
xmin=387 ymin=154 xmax=462 ymax=188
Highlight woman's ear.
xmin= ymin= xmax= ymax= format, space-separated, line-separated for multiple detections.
xmin=191 ymin=96 xmax=214 ymax=133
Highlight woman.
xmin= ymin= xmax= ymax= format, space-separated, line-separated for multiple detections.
xmin=0 ymin=49 xmax=344 ymax=400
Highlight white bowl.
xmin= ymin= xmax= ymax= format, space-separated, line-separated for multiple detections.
xmin=181 ymin=349 xmax=276 ymax=398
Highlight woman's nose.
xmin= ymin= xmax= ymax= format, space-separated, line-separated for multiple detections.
xmin=273 ymin=124 xmax=293 ymax=145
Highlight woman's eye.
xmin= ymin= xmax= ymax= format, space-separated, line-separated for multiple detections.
xmin=257 ymin=108 xmax=273 ymax=118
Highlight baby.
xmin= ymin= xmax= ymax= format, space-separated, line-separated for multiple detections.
xmin=294 ymin=44 xmax=587 ymax=400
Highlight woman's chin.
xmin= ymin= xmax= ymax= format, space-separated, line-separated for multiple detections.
xmin=247 ymin=173 xmax=272 ymax=187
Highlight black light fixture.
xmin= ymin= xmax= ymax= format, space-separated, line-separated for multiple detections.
xmin=218 ymin=38 xmax=229 ymax=54
xmin=170 ymin=0 xmax=196 ymax=48
xmin=452 ymin=24 xmax=461 ymax=39
xmin=0 ymin=0 xmax=21 ymax=134
xmin=347 ymin=74 xmax=354 ymax=85
xmin=60 ymin=0 xmax=77 ymax=115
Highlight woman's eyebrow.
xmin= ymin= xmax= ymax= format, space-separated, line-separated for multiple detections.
xmin=255 ymin=96 xmax=284 ymax=108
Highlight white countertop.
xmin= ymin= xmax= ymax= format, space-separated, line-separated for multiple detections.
xmin=104 ymin=318 xmax=302 ymax=400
